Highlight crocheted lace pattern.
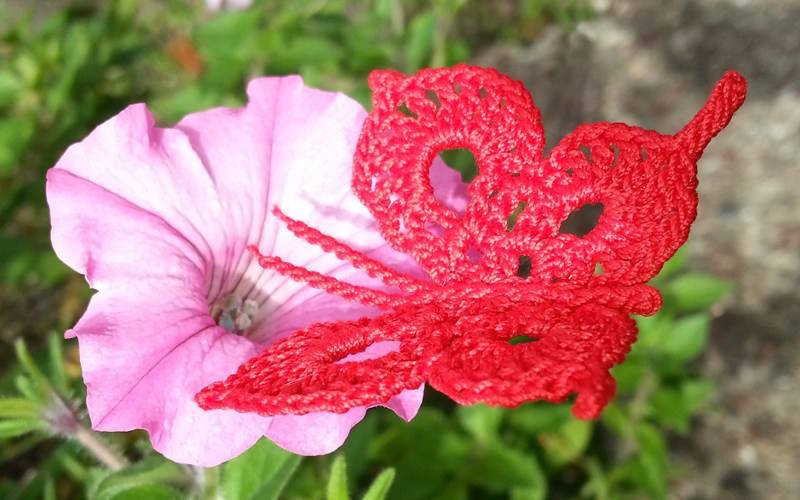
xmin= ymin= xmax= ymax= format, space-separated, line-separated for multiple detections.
xmin=196 ymin=65 xmax=747 ymax=419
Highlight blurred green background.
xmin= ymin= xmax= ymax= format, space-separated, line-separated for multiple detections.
xmin=0 ymin=1 xmax=733 ymax=499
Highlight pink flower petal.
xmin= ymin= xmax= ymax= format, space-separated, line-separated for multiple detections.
xmin=48 ymin=168 xmax=267 ymax=465
xmin=47 ymin=76 xmax=451 ymax=465
xmin=173 ymin=77 xmax=410 ymax=341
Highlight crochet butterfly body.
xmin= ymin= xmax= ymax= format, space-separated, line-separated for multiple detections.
xmin=196 ymin=65 xmax=747 ymax=419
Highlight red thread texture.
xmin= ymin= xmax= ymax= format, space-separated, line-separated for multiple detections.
xmin=196 ymin=65 xmax=747 ymax=419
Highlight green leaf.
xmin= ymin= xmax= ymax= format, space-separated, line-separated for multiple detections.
xmin=510 ymin=485 xmax=547 ymax=500
xmin=221 ymin=437 xmax=302 ymax=500
xmin=439 ymin=148 xmax=478 ymax=181
xmin=47 ymin=333 xmax=69 ymax=395
xmin=599 ymin=402 xmax=629 ymax=435
xmin=664 ymin=273 xmax=733 ymax=313
xmin=537 ymin=418 xmax=592 ymax=468
xmin=0 ymin=69 xmax=24 ymax=107
xmin=91 ymin=457 xmax=186 ymax=500
xmin=13 ymin=339 xmax=61 ymax=408
xmin=15 ymin=374 xmax=41 ymax=402
xmin=635 ymin=423 xmax=668 ymax=499
xmin=681 ymin=378 xmax=715 ymax=414
xmin=97 ymin=484 xmax=184 ymax=500
xmin=434 ymin=0 xmax=468 ymax=17
xmin=340 ymin=410 xmax=378 ymax=483
xmin=43 ymin=476 xmax=57 ymax=500
xmin=648 ymin=387 xmax=691 ymax=433
xmin=612 ymin=355 xmax=644 ymax=393
xmin=327 ymin=455 xmax=349 ymax=500
xmin=658 ymin=313 xmax=709 ymax=362
xmin=14 ymin=339 xmax=49 ymax=392
xmin=507 ymin=402 xmax=573 ymax=436
xmin=360 ymin=468 xmax=395 ymax=500
xmin=468 ymin=440 xmax=547 ymax=493
xmin=656 ymin=247 xmax=687 ymax=279
xmin=0 ymin=117 xmax=35 ymax=175
xmin=405 ymin=11 xmax=437 ymax=71
xmin=151 ymin=86 xmax=229 ymax=124
xmin=0 ymin=418 xmax=47 ymax=438
xmin=276 ymin=37 xmax=343 ymax=74
xmin=455 ymin=404 xmax=504 ymax=443
xmin=0 ymin=397 xmax=44 ymax=418
xmin=580 ymin=457 xmax=611 ymax=499
xmin=371 ymin=408 xmax=471 ymax=498
xmin=193 ymin=8 xmax=261 ymax=91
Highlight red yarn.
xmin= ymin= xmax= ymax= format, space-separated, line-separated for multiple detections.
xmin=196 ymin=65 xmax=747 ymax=419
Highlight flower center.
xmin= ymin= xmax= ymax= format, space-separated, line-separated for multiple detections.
xmin=211 ymin=292 xmax=259 ymax=335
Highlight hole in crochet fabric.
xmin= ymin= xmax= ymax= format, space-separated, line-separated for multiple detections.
xmin=454 ymin=82 xmax=462 ymax=94
xmin=425 ymin=89 xmax=441 ymax=109
xmin=579 ymin=144 xmax=592 ymax=164
xmin=594 ymin=262 xmax=604 ymax=275
xmin=640 ymin=147 xmax=649 ymax=160
xmin=371 ymin=172 xmax=389 ymax=191
xmin=466 ymin=245 xmax=482 ymax=264
xmin=517 ymin=255 xmax=532 ymax=278
xmin=425 ymin=222 xmax=445 ymax=237
xmin=559 ymin=202 xmax=604 ymax=238
xmin=396 ymin=103 xmax=418 ymax=119
xmin=610 ymin=144 xmax=620 ymax=169
xmin=336 ymin=340 xmax=400 ymax=364
xmin=509 ymin=334 xmax=538 ymax=345
xmin=507 ymin=202 xmax=526 ymax=231
xmin=566 ymin=168 xmax=574 ymax=177
xmin=499 ymin=98 xmax=507 ymax=108
xmin=439 ymin=148 xmax=478 ymax=182
xmin=398 ymin=216 xmax=408 ymax=234
xmin=479 ymin=87 xmax=488 ymax=100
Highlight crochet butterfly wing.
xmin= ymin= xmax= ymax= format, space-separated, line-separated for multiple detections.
xmin=352 ymin=65 xmax=547 ymax=283
xmin=196 ymin=66 xmax=746 ymax=419
xmin=423 ymin=68 xmax=747 ymax=417
xmin=195 ymin=305 xmax=450 ymax=416
xmin=521 ymin=72 xmax=748 ymax=291
xmin=347 ymin=66 xmax=651 ymax=418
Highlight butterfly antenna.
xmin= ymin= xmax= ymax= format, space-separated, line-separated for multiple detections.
xmin=247 ymin=245 xmax=403 ymax=309
xmin=674 ymin=71 xmax=747 ymax=163
xmin=269 ymin=206 xmax=424 ymax=292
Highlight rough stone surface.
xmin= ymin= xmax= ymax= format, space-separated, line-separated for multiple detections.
xmin=477 ymin=0 xmax=800 ymax=497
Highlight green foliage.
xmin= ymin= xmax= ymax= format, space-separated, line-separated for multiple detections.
xmin=86 ymin=457 xmax=187 ymax=500
xmin=0 ymin=1 xmax=730 ymax=498
xmin=327 ymin=455 xmax=350 ymax=500
xmin=220 ymin=438 xmax=302 ymax=500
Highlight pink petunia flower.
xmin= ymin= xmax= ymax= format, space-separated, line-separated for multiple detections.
xmin=46 ymin=76 xmax=465 ymax=466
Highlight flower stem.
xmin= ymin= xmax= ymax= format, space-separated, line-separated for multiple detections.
xmin=72 ymin=422 xmax=129 ymax=471
xmin=46 ymin=394 xmax=128 ymax=471
xmin=202 ymin=465 xmax=220 ymax=500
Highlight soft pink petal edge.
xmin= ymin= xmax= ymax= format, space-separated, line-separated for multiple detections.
xmin=266 ymin=340 xmax=424 ymax=455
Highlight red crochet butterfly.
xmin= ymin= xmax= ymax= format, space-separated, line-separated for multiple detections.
xmin=196 ymin=65 xmax=746 ymax=419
